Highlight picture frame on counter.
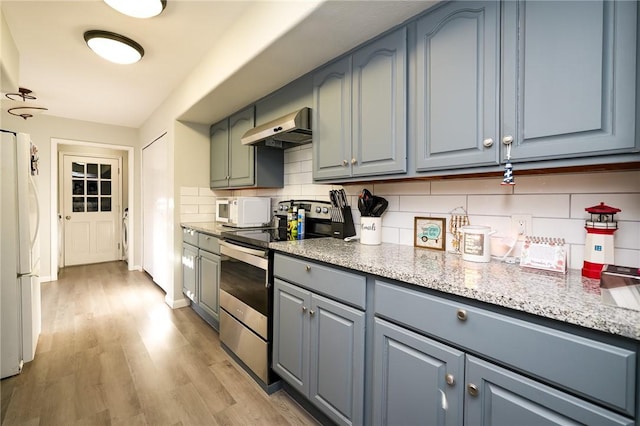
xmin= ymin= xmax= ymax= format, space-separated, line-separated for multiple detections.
xmin=414 ymin=217 xmax=446 ymax=251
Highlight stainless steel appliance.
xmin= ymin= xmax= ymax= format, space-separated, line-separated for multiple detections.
xmin=240 ymin=107 xmax=312 ymax=148
xmin=219 ymin=200 xmax=331 ymax=392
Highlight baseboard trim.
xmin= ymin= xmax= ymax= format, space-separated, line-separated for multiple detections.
xmin=166 ymin=295 xmax=190 ymax=309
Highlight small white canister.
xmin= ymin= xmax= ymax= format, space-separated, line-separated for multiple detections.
xmin=460 ymin=225 xmax=495 ymax=262
xmin=360 ymin=217 xmax=382 ymax=245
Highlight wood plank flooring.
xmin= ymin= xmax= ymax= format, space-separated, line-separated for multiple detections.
xmin=1 ymin=261 xmax=319 ymax=426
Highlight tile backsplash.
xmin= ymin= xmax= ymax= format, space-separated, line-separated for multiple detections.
xmin=181 ymin=145 xmax=640 ymax=270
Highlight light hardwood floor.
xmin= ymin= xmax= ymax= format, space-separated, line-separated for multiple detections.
xmin=1 ymin=261 xmax=320 ymax=426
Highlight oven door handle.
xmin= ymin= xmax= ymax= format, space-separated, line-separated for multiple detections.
xmin=219 ymin=240 xmax=268 ymax=258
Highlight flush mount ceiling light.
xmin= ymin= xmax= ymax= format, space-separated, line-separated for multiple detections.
xmin=84 ymin=30 xmax=145 ymax=64
xmin=5 ymin=87 xmax=48 ymax=120
xmin=104 ymin=0 xmax=167 ymax=18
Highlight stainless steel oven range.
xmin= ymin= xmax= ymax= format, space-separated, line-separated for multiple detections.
xmin=219 ymin=199 xmax=331 ymax=393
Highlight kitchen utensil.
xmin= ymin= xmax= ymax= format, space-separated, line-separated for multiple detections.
xmin=370 ymin=196 xmax=388 ymax=217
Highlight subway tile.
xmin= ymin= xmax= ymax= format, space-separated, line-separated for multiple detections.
xmin=255 ymin=188 xmax=279 ymax=197
xmin=613 ymin=249 xmax=640 ymax=268
xmin=465 ymin=216 xmax=512 ymax=236
xmin=381 ymin=227 xmax=400 ymax=244
xmin=287 ymin=172 xmax=313 ymax=185
xmin=235 ymin=188 xmax=257 ymax=197
xmin=616 ymin=221 xmax=640 ymax=250
xmin=301 ymin=183 xmax=333 ymax=197
xmin=381 ymin=211 xmax=418 ymax=229
xmin=570 ymin=194 xmax=640 ymax=221
xmin=199 ymin=205 xmax=216 ymax=214
xmin=300 ymin=160 xmax=313 ymax=173
xmin=468 ymin=194 xmax=569 ymax=218
xmin=210 ymin=189 xmax=232 ymax=197
xmin=399 ymin=228 xmax=415 ymax=246
xmin=181 ymin=213 xmax=215 ymax=223
xmin=198 ymin=187 xmax=214 ymax=196
xmin=180 ymin=186 xmax=199 ymax=196
xmin=181 ymin=205 xmax=198 ymax=214
xmin=279 ymin=184 xmax=302 ymax=197
xmin=284 ymin=161 xmax=301 ymax=175
xmin=432 ymin=178 xmax=514 ymax=195
xmin=400 ymin=195 xmax=467 ymax=214
xmin=285 ymin=147 xmax=312 ymax=163
xmin=373 ymin=180 xmax=431 ymax=195
xmin=180 ymin=196 xmax=199 ymax=205
xmin=515 ymin=171 xmax=640 ymax=194
xmin=198 ymin=196 xmax=216 ymax=205
xmin=532 ymin=218 xmax=585 ymax=244
xmin=569 ymin=244 xmax=583 ymax=270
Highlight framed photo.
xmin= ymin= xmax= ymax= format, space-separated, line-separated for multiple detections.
xmin=414 ymin=217 xmax=446 ymax=251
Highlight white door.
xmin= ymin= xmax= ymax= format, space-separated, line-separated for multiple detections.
xmin=63 ymin=155 xmax=121 ymax=266
xmin=142 ymin=135 xmax=168 ymax=292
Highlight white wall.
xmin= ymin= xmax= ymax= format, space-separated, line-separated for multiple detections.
xmin=179 ymin=144 xmax=640 ymax=272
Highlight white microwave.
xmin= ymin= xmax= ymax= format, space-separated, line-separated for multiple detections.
xmin=215 ymin=197 xmax=271 ymax=228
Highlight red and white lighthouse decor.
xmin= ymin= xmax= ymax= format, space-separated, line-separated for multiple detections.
xmin=582 ymin=202 xmax=621 ymax=279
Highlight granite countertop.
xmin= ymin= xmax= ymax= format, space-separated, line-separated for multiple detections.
xmin=181 ymin=222 xmax=226 ymax=238
xmin=269 ymin=238 xmax=640 ymax=342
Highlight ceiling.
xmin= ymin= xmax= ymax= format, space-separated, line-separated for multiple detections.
xmin=2 ymin=1 xmax=437 ymax=129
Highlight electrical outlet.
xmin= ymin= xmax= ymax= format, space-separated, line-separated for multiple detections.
xmin=511 ymin=214 xmax=532 ymax=237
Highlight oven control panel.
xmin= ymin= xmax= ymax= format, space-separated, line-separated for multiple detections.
xmin=276 ymin=200 xmax=332 ymax=221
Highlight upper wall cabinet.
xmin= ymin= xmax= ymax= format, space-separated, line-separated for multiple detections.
xmin=210 ymin=106 xmax=284 ymax=189
xmin=414 ymin=1 xmax=500 ymax=171
xmin=313 ymin=27 xmax=407 ymax=181
xmin=503 ymin=0 xmax=639 ymax=162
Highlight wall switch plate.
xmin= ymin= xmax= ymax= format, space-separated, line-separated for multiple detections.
xmin=511 ymin=214 xmax=532 ymax=237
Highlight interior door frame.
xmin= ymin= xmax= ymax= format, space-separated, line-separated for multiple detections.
xmin=50 ymin=138 xmax=135 ymax=281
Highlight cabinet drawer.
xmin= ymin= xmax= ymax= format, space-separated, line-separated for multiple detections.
xmin=375 ymin=281 xmax=636 ymax=416
xmin=182 ymin=227 xmax=198 ymax=246
xmin=274 ymin=254 xmax=366 ymax=309
xmin=198 ymin=233 xmax=219 ymax=254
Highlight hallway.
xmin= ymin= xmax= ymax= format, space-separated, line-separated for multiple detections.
xmin=1 ymin=262 xmax=317 ymax=425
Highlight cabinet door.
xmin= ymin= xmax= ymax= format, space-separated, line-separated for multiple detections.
xmin=352 ymin=27 xmax=407 ymax=177
xmin=502 ymin=1 xmax=639 ymax=161
xmin=415 ymin=1 xmax=500 ymax=171
xmin=210 ymin=119 xmax=230 ymax=188
xmin=182 ymin=243 xmax=198 ymax=302
xmin=313 ymin=56 xmax=352 ymax=180
xmin=309 ymin=293 xmax=365 ymax=426
xmin=273 ymin=279 xmax=312 ymax=396
xmin=373 ymin=318 xmax=464 ymax=426
xmin=228 ymin=106 xmax=255 ymax=187
xmin=464 ymin=356 xmax=634 ymax=426
xmin=198 ymin=249 xmax=219 ymax=321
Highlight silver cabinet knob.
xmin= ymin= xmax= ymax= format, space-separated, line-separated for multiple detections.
xmin=445 ymin=374 xmax=455 ymax=386
xmin=502 ymin=135 xmax=514 ymax=145
xmin=467 ymin=383 xmax=479 ymax=397
xmin=302 ymin=306 xmax=307 ymax=313
xmin=342 ymin=159 xmax=348 ymax=166
xmin=350 ymin=158 xmax=357 ymax=165
xmin=305 ymin=265 xmax=311 ymax=272
xmin=456 ymin=309 xmax=467 ymax=321
xmin=309 ymin=309 xmax=315 ymax=316
xmin=65 ymin=215 xmax=71 ymax=220
xmin=482 ymin=138 xmax=494 ymax=147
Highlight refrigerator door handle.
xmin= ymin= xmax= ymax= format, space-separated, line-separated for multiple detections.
xmin=28 ymin=173 xmax=40 ymax=249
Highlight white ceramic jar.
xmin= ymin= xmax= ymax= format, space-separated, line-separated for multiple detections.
xmin=460 ymin=225 xmax=495 ymax=262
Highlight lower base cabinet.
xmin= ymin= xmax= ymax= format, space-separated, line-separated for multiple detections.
xmin=373 ymin=317 xmax=634 ymax=426
xmin=273 ymin=278 xmax=365 ymax=426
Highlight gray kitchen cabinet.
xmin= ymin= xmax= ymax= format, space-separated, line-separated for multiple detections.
xmin=210 ymin=106 xmax=284 ymax=189
xmin=181 ymin=228 xmax=220 ymax=330
xmin=273 ymin=254 xmax=366 ymax=426
xmin=414 ymin=1 xmax=500 ymax=171
xmin=502 ymin=0 xmax=639 ymax=162
xmin=373 ymin=280 xmax=636 ymax=425
xmin=373 ymin=317 xmax=465 ymax=426
xmin=313 ymin=27 xmax=407 ymax=181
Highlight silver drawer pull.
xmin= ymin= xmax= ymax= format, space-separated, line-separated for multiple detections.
xmin=302 ymin=306 xmax=307 ymax=313
xmin=309 ymin=309 xmax=315 ymax=316
xmin=456 ymin=309 xmax=467 ymax=321
xmin=305 ymin=265 xmax=311 ymax=272
xmin=467 ymin=383 xmax=479 ymax=397
xmin=445 ymin=373 xmax=455 ymax=386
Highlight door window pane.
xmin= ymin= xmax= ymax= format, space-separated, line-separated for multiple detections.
xmin=87 ymin=163 xmax=98 ymax=178
xmin=87 ymin=197 xmax=99 ymax=212
xmin=100 ymin=164 xmax=111 ymax=179
xmin=72 ymin=180 xmax=84 ymax=195
xmin=101 ymin=197 xmax=112 ymax=212
xmin=87 ymin=180 xmax=98 ymax=195
xmin=73 ymin=197 xmax=85 ymax=212
xmin=100 ymin=181 xmax=112 ymax=195
xmin=72 ymin=162 xmax=85 ymax=178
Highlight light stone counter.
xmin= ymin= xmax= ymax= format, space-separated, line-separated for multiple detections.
xmin=269 ymin=238 xmax=640 ymax=341
xmin=181 ymin=222 xmax=226 ymax=238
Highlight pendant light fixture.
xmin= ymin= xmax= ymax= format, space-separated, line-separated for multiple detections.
xmin=84 ymin=30 xmax=144 ymax=64
xmin=4 ymin=87 xmax=48 ymax=120
xmin=104 ymin=0 xmax=167 ymax=19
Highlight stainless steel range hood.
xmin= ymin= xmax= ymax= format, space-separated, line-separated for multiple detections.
xmin=241 ymin=107 xmax=312 ymax=148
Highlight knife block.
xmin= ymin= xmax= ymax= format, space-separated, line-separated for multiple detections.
xmin=331 ymin=207 xmax=356 ymax=239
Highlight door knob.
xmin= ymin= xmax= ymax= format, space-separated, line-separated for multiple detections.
xmin=502 ymin=135 xmax=514 ymax=145
xmin=65 ymin=215 xmax=71 ymax=220
xmin=445 ymin=373 xmax=455 ymax=386
xmin=467 ymin=383 xmax=479 ymax=397
xmin=482 ymin=138 xmax=494 ymax=147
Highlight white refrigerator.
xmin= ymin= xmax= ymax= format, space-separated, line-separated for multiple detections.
xmin=1 ymin=130 xmax=41 ymax=379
